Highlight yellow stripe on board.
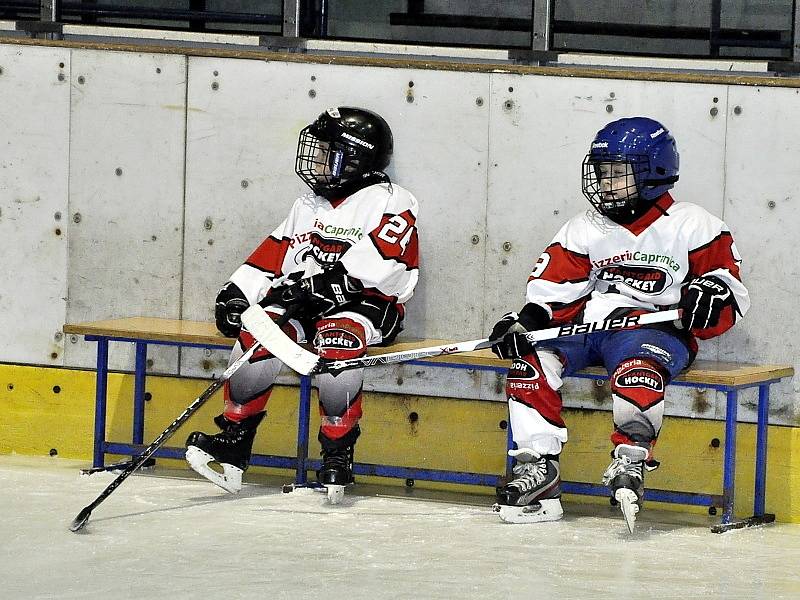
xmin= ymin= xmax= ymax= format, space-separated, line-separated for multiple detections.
xmin=1 ymin=364 xmax=798 ymax=522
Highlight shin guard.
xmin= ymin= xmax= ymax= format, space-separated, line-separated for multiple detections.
xmin=314 ymin=318 xmax=367 ymax=442
xmin=610 ymin=357 xmax=669 ymax=452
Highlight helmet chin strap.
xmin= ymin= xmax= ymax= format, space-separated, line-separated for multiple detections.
xmin=603 ymin=196 xmax=646 ymax=224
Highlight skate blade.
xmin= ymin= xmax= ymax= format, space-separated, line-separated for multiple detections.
xmin=185 ymin=446 xmax=243 ymax=493
xmin=325 ymin=485 xmax=346 ymax=505
xmin=615 ymin=488 xmax=640 ymax=533
xmin=492 ymin=498 xmax=564 ymax=524
xmin=281 ymin=482 xmax=325 ymax=494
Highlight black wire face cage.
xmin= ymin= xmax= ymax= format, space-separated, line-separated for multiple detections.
xmin=581 ymin=154 xmax=650 ymax=217
xmin=295 ymin=126 xmax=371 ymax=196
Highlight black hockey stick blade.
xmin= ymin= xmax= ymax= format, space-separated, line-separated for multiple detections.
xmin=67 ymin=375 xmax=229 ymax=533
xmin=70 ymin=507 xmax=92 ymax=532
xmin=711 ymin=513 xmax=775 ymax=534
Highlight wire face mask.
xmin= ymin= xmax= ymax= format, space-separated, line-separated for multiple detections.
xmin=581 ymin=117 xmax=680 ymax=222
xmin=582 ymin=155 xmax=648 ymax=218
xmin=295 ymin=125 xmax=372 ymax=197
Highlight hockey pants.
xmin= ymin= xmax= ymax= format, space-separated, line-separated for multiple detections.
xmin=222 ymin=308 xmax=380 ymax=451
xmin=507 ymin=327 xmax=690 ymax=458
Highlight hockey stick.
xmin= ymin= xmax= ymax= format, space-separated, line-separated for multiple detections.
xmin=241 ymin=305 xmax=682 ymax=376
xmin=69 ymin=306 xmax=298 ymax=532
xmin=79 ymin=457 xmax=155 ymax=476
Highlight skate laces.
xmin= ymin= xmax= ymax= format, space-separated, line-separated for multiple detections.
xmin=510 ymin=458 xmax=548 ymax=488
xmin=601 ymin=455 xmax=644 ymax=486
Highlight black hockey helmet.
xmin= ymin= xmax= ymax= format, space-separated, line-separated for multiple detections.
xmin=295 ymin=107 xmax=393 ymax=199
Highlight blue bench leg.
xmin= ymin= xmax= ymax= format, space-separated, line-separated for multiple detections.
xmin=722 ymin=389 xmax=739 ymax=524
xmin=754 ymin=383 xmax=769 ymax=516
xmin=92 ymin=338 xmax=109 ymax=468
xmin=133 ymin=342 xmax=148 ymax=445
xmin=296 ymin=375 xmax=313 ymax=484
xmin=505 ymin=418 xmax=513 ymax=479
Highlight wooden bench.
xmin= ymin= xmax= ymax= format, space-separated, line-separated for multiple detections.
xmin=64 ymin=317 xmax=794 ymax=532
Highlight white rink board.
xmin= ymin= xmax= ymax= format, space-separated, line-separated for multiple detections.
xmin=180 ymin=59 xmax=490 ymax=378
xmin=1 ymin=43 xmax=797 ymax=421
xmin=64 ymin=49 xmax=187 ymax=374
xmin=722 ymin=85 xmax=800 ymax=422
xmin=0 ymin=44 xmax=70 ymax=365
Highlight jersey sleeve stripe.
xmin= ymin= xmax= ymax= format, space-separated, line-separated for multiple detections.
xmin=687 ymin=231 xmax=741 ymax=279
xmin=245 ymin=235 xmax=290 ymax=278
xmin=529 ymin=242 xmax=592 ymax=285
xmin=688 ymin=231 xmax=733 ymax=256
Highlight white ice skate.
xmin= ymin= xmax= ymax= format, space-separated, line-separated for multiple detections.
xmin=493 ymin=448 xmax=564 ymax=524
xmin=614 ymin=488 xmax=640 ymax=533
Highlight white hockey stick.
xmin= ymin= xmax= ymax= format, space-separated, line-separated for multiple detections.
xmin=241 ymin=306 xmax=682 ymax=376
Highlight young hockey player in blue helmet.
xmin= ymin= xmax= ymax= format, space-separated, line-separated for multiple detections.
xmin=489 ymin=117 xmax=749 ymax=531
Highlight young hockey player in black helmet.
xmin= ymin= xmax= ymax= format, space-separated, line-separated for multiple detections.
xmin=186 ymin=107 xmax=419 ymax=503
xmin=489 ymin=117 xmax=749 ymax=531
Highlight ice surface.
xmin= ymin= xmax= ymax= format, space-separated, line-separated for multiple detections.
xmin=2 ymin=455 xmax=799 ymax=599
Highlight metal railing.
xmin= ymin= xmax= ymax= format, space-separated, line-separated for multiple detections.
xmin=1 ymin=0 xmax=798 ymax=66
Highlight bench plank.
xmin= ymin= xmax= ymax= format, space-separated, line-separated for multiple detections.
xmin=64 ymin=317 xmax=793 ymax=386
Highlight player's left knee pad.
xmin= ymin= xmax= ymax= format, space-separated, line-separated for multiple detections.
xmin=610 ymin=357 xmax=669 ymax=447
xmin=611 ymin=357 xmax=668 ymax=411
xmin=314 ymin=318 xmax=367 ymax=440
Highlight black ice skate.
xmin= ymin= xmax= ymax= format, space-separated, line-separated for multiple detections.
xmin=316 ymin=445 xmax=354 ymax=505
xmin=602 ymin=443 xmax=650 ymax=533
xmin=492 ymin=448 xmax=563 ymax=524
xmin=185 ymin=412 xmax=265 ymax=493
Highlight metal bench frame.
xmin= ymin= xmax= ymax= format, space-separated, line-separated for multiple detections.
xmin=76 ymin=329 xmax=786 ymax=532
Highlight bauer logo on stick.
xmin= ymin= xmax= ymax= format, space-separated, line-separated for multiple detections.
xmin=557 ymin=314 xmax=641 ymax=337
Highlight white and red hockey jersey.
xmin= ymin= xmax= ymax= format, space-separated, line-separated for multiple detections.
xmin=526 ymin=193 xmax=749 ymax=342
xmin=228 ymin=182 xmax=419 ymax=309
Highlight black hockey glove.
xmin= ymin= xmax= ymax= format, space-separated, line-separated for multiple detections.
xmin=215 ymin=281 xmax=250 ymax=338
xmin=276 ymin=263 xmax=364 ymax=320
xmin=679 ymin=275 xmax=734 ymax=331
xmin=489 ymin=303 xmax=550 ymax=359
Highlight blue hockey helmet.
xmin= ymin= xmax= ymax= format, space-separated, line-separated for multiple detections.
xmin=582 ymin=117 xmax=679 ymax=219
